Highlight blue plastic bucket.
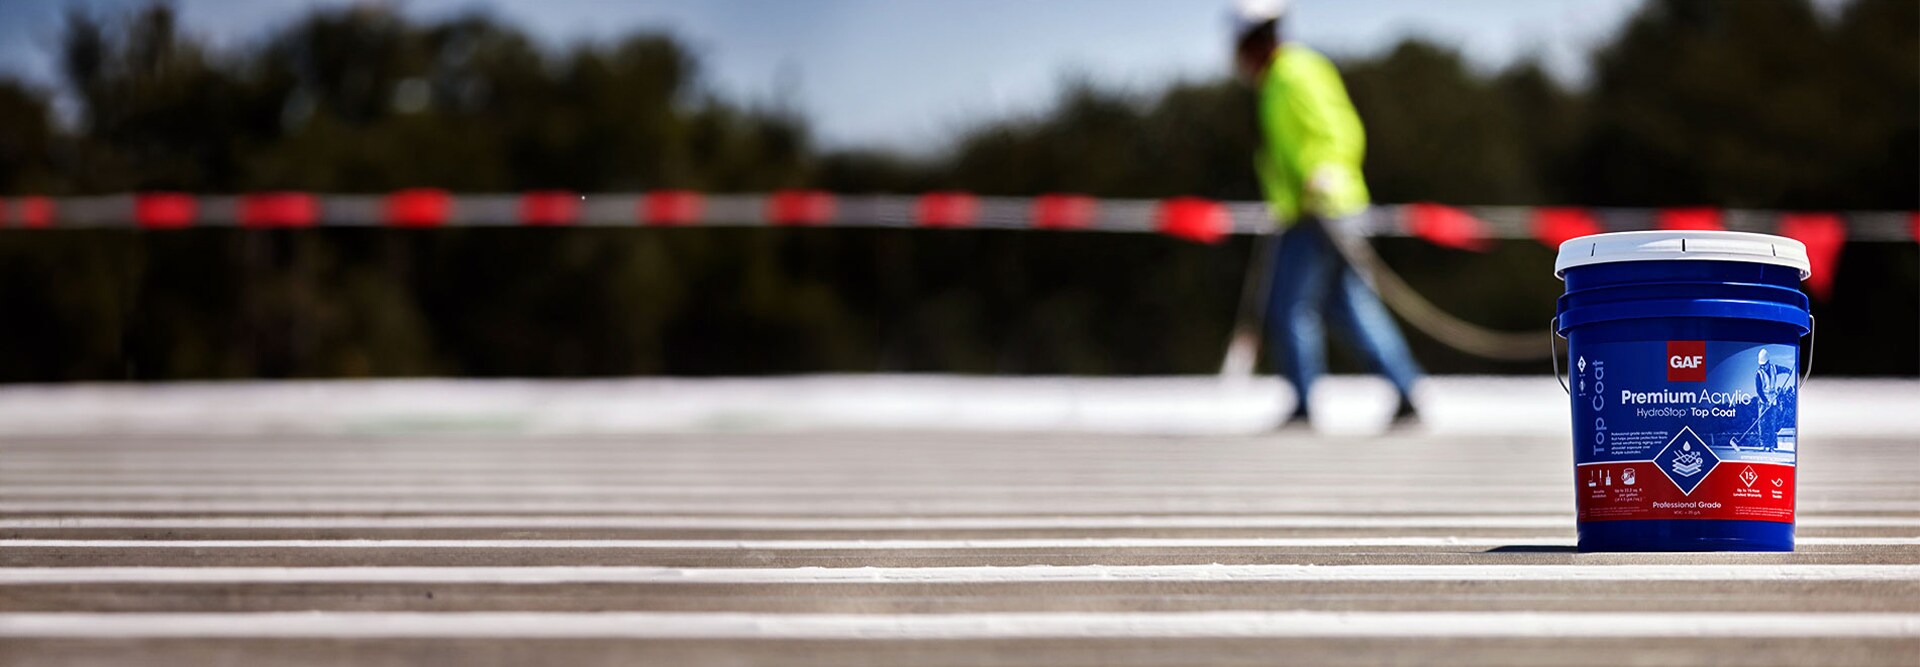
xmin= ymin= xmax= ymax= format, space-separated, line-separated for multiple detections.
xmin=1554 ymin=231 xmax=1812 ymax=552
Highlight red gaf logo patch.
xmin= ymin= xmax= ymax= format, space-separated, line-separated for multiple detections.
xmin=1667 ymin=341 xmax=1707 ymax=382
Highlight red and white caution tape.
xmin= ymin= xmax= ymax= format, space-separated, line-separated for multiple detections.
xmin=3 ymin=191 xmax=1912 ymax=244
xmin=2 ymin=190 xmax=1911 ymax=312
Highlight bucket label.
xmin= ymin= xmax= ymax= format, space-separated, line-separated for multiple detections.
xmin=1570 ymin=341 xmax=1797 ymax=523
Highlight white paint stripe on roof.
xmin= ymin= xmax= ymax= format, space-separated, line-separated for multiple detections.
xmin=1 ymin=375 xmax=1915 ymax=437
xmin=0 ymin=484 xmax=1582 ymax=496
xmin=0 ymin=502 xmax=1590 ymax=513
xmin=7 ymin=483 xmax=1907 ymax=497
xmin=4 ymin=564 xmax=1918 ymax=585
xmin=3 ymin=515 xmax=1916 ymax=530
xmin=6 ymin=500 xmax=1913 ymax=512
xmin=0 ymin=515 xmax=1575 ymax=530
xmin=5 ymin=536 xmax=1916 ymax=549
xmin=1 ymin=611 xmax=1917 ymax=639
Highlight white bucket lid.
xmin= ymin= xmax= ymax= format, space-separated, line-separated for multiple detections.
xmin=1554 ymin=230 xmax=1811 ymax=279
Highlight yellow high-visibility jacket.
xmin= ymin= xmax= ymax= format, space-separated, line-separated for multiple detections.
xmin=1254 ymin=44 xmax=1371 ymax=226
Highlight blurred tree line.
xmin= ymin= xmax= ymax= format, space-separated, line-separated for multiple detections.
xmin=0 ymin=0 xmax=1914 ymax=381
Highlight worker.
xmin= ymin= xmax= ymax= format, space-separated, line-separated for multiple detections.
xmin=1233 ymin=0 xmax=1423 ymax=429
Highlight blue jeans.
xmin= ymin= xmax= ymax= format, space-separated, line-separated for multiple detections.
xmin=1266 ymin=215 xmax=1422 ymax=413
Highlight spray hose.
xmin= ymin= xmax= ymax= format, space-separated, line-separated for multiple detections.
xmin=1321 ymin=221 xmax=1557 ymax=362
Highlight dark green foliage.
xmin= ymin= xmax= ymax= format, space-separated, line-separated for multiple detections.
xmin=0 ymin=0 xmax=1913 ymax=380
xmin=1575 ymin=0 xmax=1919 ymax=208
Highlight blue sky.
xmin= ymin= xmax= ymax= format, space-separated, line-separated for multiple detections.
xmin=0 ymin=0 xmax=1646 ymax=151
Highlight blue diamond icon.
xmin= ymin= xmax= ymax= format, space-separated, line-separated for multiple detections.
xmin=1653 ymin=426 xmax=1719 ymax=495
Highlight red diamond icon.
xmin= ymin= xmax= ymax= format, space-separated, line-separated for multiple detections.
xmin=1739 ymin=466 xmax=1759 ymax=488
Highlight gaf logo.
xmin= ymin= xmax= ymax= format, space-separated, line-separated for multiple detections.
xmin=1667 ymin=341 xmax=1707 ymax=382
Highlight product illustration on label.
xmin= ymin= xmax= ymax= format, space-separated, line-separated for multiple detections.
xmin=1653 ymin=426 xmax=1719 ymax=495
xmin=1671 ymin=443 xmax=1703 ymax=477
xmin=1729 ymin=348 xmax=1799 ymax=452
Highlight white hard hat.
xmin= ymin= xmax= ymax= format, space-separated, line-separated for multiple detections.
xmin=1232 ymin=0 xmax=1290 ymax=38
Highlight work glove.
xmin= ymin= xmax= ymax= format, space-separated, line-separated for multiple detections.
xmin=1302 ymin=165 xmax=1346 ymax=218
